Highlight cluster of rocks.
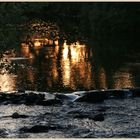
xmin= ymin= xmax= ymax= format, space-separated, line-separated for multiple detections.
xmin=0 ymin=92 xmax=62 ymax=106
xmin=55 ymin=88 xmax=140 ymax=103
xmin=0 ymin=88 xmax=140 ymax=137
xmin=0 ymin=88 xmax=140 ymax=106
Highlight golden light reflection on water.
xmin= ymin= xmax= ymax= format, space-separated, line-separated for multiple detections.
xmin=21 ymin=39 xmax=94 ymax=90
xmin=21 ymin=43 xmax=35 ymax=59
xmin=34 ymin=41 xmax=42 ymax=49
xmin=0 ymin=74 xmax=16 ymax=92
xmin=0 ymin=36 xmax=137 ymax=92
xmin=112 ymin=70 xmax=134 ymax=89
xmin=61 ymin=41 xmax=94 ymax=89
xmin=97 ymin=67 xmax=108 ymax=89
xmin=61 ymin=43 xmax=71 ymax=86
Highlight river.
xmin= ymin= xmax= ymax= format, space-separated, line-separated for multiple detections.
xmin=0 ymin=20 xmax=140 ymax=93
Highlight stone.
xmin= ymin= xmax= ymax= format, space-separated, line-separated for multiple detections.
xmin=20 ymin=124 xmax=64 ymax=133
xmin=72 ymin=128 xmax=91 ymax=137
xmin=75 ymin=91 xmax=105 ymax=103
xmin=104 ymin=89 xmax=130 ymax=99
xmin=25 ymin=93 xmax=45 ymax=105
xmin=18 ymin=89 xmax=25 ymax=93
xmin=93 ymin=113 xmax=104 ymax=121
xmin=37 ymin=99 xmax=62 ymax=106
xmin=130 ymin=88 xmax=140 ymax=97
xmin=0 ymin=129 xmax=8 ymax=138
xmin=67 ymin=109 xmax=82 ymax=114
xmin=21 ymin=125 xmax=49 ymax=133
xmin=73 ymin=114 xmax=90 ymax=119
xmin=72 ymin=111 xmax=105 ymax=122
xmin=97 ymin=106 xmax=110 ymax=112
xmin=55 ymin=94 xmax=73 ymax=100
xmin=11 ymin=112 xmax=29 ymax=119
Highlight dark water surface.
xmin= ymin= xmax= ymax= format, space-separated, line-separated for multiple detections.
xmin=0 ymin=20 xmax=140 ymax=93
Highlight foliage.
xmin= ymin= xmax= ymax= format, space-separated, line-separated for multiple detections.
xmin=0 ymin=2 xmax=50 ymax=52
xmin=0 ymin=2 xmax=140 ymax=54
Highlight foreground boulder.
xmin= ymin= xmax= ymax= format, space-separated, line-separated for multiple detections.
xmin=0 ymin=88 xmax=140 ymax=106
xmin=24 ymin=93 xmax=45 ymax=105
xmin=75 ymin=89 xmax=133 ymax=103
xmin=75 ymin=91 xmax=106 ymax=103
xmin=72 ymin=112 xmax=105 ymax=122
xmin=36 ymin=99 xmax=62 ymax=106
xmin=129 ymin=88 xmax=140 ymax=97
xmin=20 ymin=124 xmax=66 ymax=133
xmin=102 ymin=89 xmax=131 ymax=99
xmin=92 ymin=113 xmax=104 ymax=121
xmin=11 ymin=112 xmax=29 ymax=119
xmin=0 ymin=92 xmax=62 ymax=106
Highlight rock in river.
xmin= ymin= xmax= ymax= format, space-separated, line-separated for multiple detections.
xmin=75 ymin=91 xmax=106 ymax=103
xmin=20 ymin=124 xmax=65 ymax=133
xmin=92 ymin=113 xmax=104 ymax=121
xmin=37 ymin=99 xmax=62 ymax=106
xmin=11 ymin=112 xmax=29 ymax=119
xmin=73 ymin=112 xmax=105 ymax=122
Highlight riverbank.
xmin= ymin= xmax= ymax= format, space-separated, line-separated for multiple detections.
xmin=0 ymin=89 xmax=140 ymax=138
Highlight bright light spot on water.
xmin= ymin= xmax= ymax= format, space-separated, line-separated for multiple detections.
xmin=97 ymin=67 xmax=108 ymax=89
xmin=34 ymin=41 xmax=42 ymax=48
xmin=0 ymin=74 xmax=16 ymax=92
xmin=113 ymin=70 xmax=134 ymax=89
xmin=63 ymin=42 xmax=69 ymax=60
xmin=61 ymin=41 xmax=93 ymax=88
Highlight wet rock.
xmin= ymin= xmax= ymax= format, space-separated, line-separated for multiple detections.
xmin=25 ymin=93 xmax=45 ymax=105
xmin=130 ymin=88 xmax=140 ymax=97
xmin=73 ymin=114 xmax=90 ymax=119
xmin=0 ymin=129 xmax=8 ymax=138
xmin=82 ymin=132 xmax=95 ymax=138
xmin=0 ymin=93 xmax=23 ymax=104
xmin=20 ymin=125 xmax=49 ymax=133
xmin=97 ymin=106 xmax=110 ymax=112
xmin=37 ymin=99 xmax=62 ymax=106
xmin=55 ymin=94 xmax=72 ymax=100
xmin=67 ymin=109 xmax=82 ymax=114
xmin=0 ymin=94 xmax=7 ymax=102
xmin=75 ymin=91 xmax=105 ymax=103
xmin=1 ymin=101 xmax=12 ymax=105
xmin=74 ymin=89 xmax=132 ymax=102
xmin=72 ymin=111 xmax=105 ymax=122
xmin=55 ymin=93 xmax=79 ymax=102
xmin=20 ymin=124 xmax=65 ymax=133
xmin=93 ymin=113 xmax=104 ymax=121
xmin=104 ymin=89 xmax=130 ymax=99
xmin=72 ymin=128 xmax=91 ymax=137
xmin=18 ymin=89 xmax=25 ymax=93
xmin=0 ymin=92 xmax=62 ymax=106
xmin=11 ymin=112 xmax=29 ymax=119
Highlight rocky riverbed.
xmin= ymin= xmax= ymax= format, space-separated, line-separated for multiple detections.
xmin=0 ymin=89 xmax=140 ymax=138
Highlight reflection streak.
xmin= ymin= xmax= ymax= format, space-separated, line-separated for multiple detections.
xmin=0 ymin=74 xmax=16 ymax=92
xmin=113 ymin=71 xmax=134 ymax=89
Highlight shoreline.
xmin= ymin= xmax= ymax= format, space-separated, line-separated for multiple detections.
xmin=0 ymin=88 xmax=139 ymax=137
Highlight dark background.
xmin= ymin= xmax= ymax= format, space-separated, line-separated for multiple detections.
xmin=0 ymin=2 xmax=140 ymax=55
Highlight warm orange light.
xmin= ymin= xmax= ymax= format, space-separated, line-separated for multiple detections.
xmin=48 ymin=40 xmax=54 ymax=45
xmin=0 ymin=74 xmax=16 ymax=92
xmin=34 ymin=41 xmax=41 ymax=48
xmin=54 ymin=40 xmax=59 ymax=46
xmin=21 ymin=45 xmax=30 ymax=57
xmin=44 ymin=38 xmax=49 ymax=45
xmin=113 ymin=70 xmax=134 ymax=89
xmin=63 ymin=42 xmax=69 ymax=60
xmin=62 ymin=59 xmax=71 ymax=86
xmin=61 ymin=41 xmax=93 ymax=89
xmin=97 ymin=67 xmax=107 ymax=89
